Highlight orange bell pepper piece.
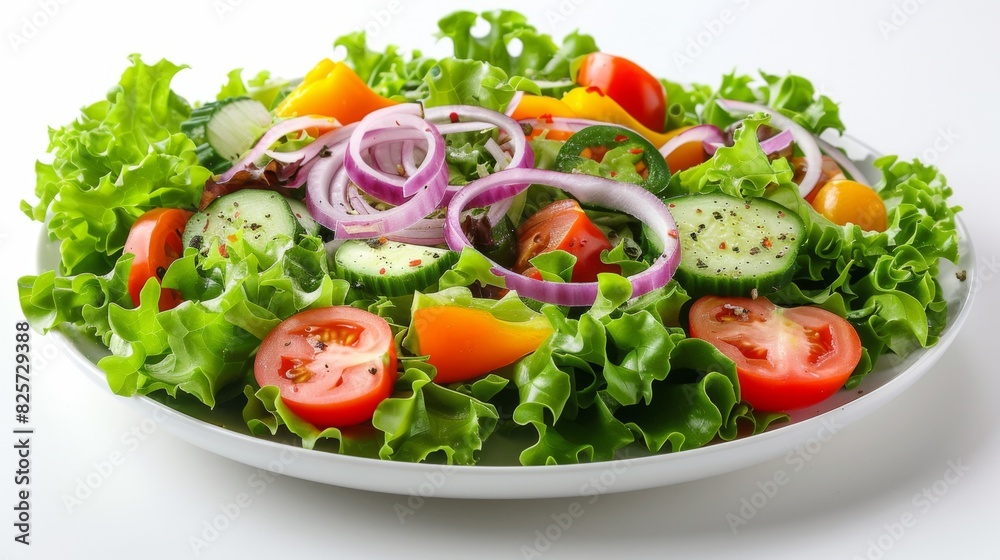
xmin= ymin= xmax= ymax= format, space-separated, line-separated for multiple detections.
xmin=275 ymin=59 xmax=397 ymax=124
xmin=409 ymin=305 xmax=553 ymax=384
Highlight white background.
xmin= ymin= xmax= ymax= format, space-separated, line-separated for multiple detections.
xmin=1 ymin=0 xmax=998 ymax=558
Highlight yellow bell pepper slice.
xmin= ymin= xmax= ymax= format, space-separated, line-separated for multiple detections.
xmin=561 ymin=87 xmax=671 ymax=148
xmin=275 ymin=59 xmax=397 ymax=124
xmin=510 ymin=94 xmax=577 ymax=121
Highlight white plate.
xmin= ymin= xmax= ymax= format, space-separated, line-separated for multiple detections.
xmin=43 ymin=136 xmax=976 ymax=499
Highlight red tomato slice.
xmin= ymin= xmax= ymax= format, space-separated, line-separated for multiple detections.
xmin=688 ymin=296 xmax=862 ymax=412
xmin=576 ymin=52 xmax=667 ymax=133
xmin=123 ymin=208 xmax=193 ymax=311
xmin=254 ymin=307 xmax=398 ymax=428
xmin=514 ymin=199 xmax=619 ymax=282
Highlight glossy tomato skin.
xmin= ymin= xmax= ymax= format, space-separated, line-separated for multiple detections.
xmin=124 ymin=207 xmax=193 ymax=311
xmin=254 ymin=307 xmax=397 ymax=428
xmin=689 ymin=296 xmax=862 ymax=412
xmin=514 ymin=199 xmax=619 ymax=282
xmin=811 ymin=180 xmax=888 ymax=232
xmin=576 ymin=52 xmax=666 ymax=133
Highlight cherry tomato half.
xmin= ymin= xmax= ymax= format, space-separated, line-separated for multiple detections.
xmin=123 ymin=207 xmax=193 ymax=311
xmin=811 ymin=180 xmax=888 ymax=232
xmin=514 ymin=199 xmax=619 ymax=283
xmin=689 ymin=295 xmax=862 ymax=412
xmin=576 ymin=52 xmax=666 ymax=133
xmin=254 ymin=306 xmax=398 ymax=428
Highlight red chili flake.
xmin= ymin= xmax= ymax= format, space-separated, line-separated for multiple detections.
xmin=719 ymin=241 xmax=727 ymax=250
xmin=539 ymin=113 xmax=554 ymax=124
xmin=378 ymin=236 xmax=388 ymax=245
xmin=778 ymin=210 xmax=786 ymax=218
xmin=745 ymin=204 xmax=751 ymax=210
xmin=667 ymin=230 xmax=678 ymax=239
xmin=614 ymin=134 xmax=628 ymax=143
xmin=449 ymin=112 xmax=459 ymax=123
xmin=586 ymin=86 xmax=605 ymax=96
xmin=696 ymin=208 xmax=703 ymax=214
xmin=226 ymin=234 xmax=238 ymax=243
xmin=409 ymin=259 xmax=422 ymax=267
xmin=762 ymin=237 xmax=773 ymax=249
xmin=628 ymin=148 xmax=643 ymax=155
xmin=395 ymin=120 xmax=400 ymax=126
xmin=379 ymin=267 xmax=387 ymax=275
xmin=610 ymin=171 xmax=617 ymax=177
xmin=668 ymin=203 xmax=676 ymax=208
xmin=218 ymin=244 xmax=229 ymax=258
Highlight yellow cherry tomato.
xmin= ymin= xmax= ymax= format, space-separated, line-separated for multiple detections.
xmin=810 ymin=180 xmax=888 ymax=232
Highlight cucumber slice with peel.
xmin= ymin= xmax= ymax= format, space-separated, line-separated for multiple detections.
xmin=334 ymin=240 xmax=459 ymax=297
xmin=667 ymin=193 xmax=804 ymax=297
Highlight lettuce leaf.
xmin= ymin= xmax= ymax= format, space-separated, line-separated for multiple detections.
xmin=667 ymin=112 xmax=794 ymax=199
xmin=436 ymin=10 xmax=597 ymax=89
xmin=215 ymin=68 xmax=292 ymax=110
xmin=21 ymin=55 xmax=209 ymax=275
xmin=663 ymin=71 xmax=843 ymax=137
xmin=511 ymin=275 xmax=783 ymax=465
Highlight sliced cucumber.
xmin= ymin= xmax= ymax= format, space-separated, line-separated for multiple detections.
xmin=285 ymin=198 xmax=321 ymax=237
xmin=181 ymin=97 xmax=272 ymax=173
xmin=182 ymin=189 xmax=302 ymax=267
xmin=667 ymin=193 xmax=804 ymax=297
xmin=334 ymin=240 xmax=459 ymax=297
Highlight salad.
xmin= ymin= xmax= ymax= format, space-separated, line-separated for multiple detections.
xmin=18 ymin=10 xmax=960 ymax=466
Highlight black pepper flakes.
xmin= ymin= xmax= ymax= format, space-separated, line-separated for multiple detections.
xmin=956 ymin=270 xmax=967 ymax=281
xmin=696 ymin=258 xmax=708 ymax=269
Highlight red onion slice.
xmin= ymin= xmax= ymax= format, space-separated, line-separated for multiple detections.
xmin=444 ymin=168 xmax=681 ymax=307
xmin=658 ymin=124 xmax=725 ymax=159
xmin=814 ymin=136 xmax=870 ymax=186
xmin=715 ymin=99 xmax=823 ymax=198
xmin=505 ymin=90 xmax=525 ymax=117
xmin=346 ymin=111 xmax=446 ymax=203
xmin=217 ymin=116 xmax=338 ymax=182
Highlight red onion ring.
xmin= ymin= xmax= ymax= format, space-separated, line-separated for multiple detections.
xmin=815 ymin=136 xmax=870 ymax=186
xmin=217 ymin=116 xmax=338 ymax=182
xmin=658 ymin=124 xmax=725 ymax=159
xmin=444 ymin=168 xmax=681 ymax=307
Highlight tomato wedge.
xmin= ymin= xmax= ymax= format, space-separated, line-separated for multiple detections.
xmin=513 ymin=199 xmax=619 ymax=282
xmin=254 ymin=307 xmax=397 ymax=428
xmin=123 ymin=207 xmax=193 ymax=311
xmin=575 ymin=52 xmax=666 ymax=133
xmin=689 ymin=295 xmax=862 ymax=412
